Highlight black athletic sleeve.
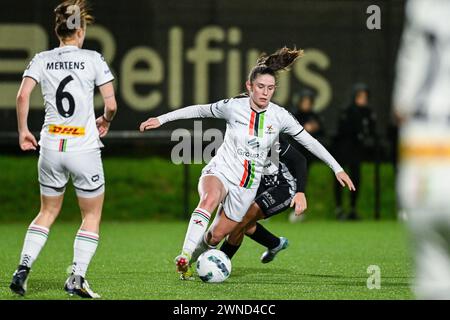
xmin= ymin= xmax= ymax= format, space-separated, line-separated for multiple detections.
xmin=279 ymin=141 xmax=308 ymax=193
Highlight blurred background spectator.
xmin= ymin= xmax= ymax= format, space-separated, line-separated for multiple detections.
xmin=289 ymin=88 xmax=325 ymax=223
xmin=292 ymin=88 xmax=325 ymax=147
xmin=332 ymin=83 xmax=377 ymax=220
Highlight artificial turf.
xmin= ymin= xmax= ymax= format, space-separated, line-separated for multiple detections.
xmin=0 ymin=220 xmax=413 ymax=300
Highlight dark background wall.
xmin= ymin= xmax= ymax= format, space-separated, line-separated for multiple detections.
xmin=0 ymin=0 xmax=405 ymax=155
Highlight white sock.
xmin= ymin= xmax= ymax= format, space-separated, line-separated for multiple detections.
xmin=192 ymin=233 xmax=216 ymax=263
xmin=72 ymin=229 xmax=99 ymax=278
xmin=19 ymin=223 xmax=50 ymax=268
xmin=181 ymin=207 xmax=211 ymax=257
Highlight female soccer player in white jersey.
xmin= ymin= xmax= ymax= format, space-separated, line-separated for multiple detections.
xmin=9 ymin=0 xmax=117 ymax=298
xmin=394 ymin=0 xmax=450 ymax=299
xmin=220 ymin=138 xmax=308 ymax=264
xmin=140 ymin=47 xmax=355 ymax=279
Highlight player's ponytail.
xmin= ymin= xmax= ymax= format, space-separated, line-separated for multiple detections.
xmin=248 ymin=46 xmax=304 ymax=83
xmin=54 ymin=0 xmax=94 ymax=40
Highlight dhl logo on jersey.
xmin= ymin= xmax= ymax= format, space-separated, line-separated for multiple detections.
xmin=48 ymin=125 xmax=85 ymax=136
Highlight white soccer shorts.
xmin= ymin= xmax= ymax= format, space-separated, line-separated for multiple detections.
xmin=200 ymin=162 xmax=258 ymax=222
xmin=38 ymin=147 xmax=105 ymax=198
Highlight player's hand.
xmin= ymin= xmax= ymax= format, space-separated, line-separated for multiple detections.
xmin=19 ymin=130 xmax=38 ymax=151
xmin=336 ymin=171 xmax=356 ymax=191
xmin=96 ymin=115 xmax=111 ymax=138
xmin=290 ymin=192 xmax=307 ymax=216
xmin=139 ymin=117 xmax=161 ymax=132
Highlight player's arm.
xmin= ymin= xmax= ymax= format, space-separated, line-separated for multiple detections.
xmin=16 ymin=77 xmax=38 ymax=151
xmin=139 ymin=100 xmax=229 ymax=132
xmin=295 ymin=130 xmax=355 ymax=191
xmin=393 ymin=16 xmax=428 ymax=120
xmin=279 ymin=142 xmax=308 ymax=215
xmin=280 ymin=142 xmax=307 ymax=193
xmin=95 ymin=82 xmax=117 ymax=138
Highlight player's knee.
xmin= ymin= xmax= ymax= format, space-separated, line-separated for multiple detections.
xmin=208 ymin=230 xmax=226 ymax=246
xmin=244 ymin=223 xmax=257 ymax=236
xmin=227 ymin=233 xmax=241 ymax=246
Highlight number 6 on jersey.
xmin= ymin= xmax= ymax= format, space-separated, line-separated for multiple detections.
xmin=56 ymin=75 xmax=75 ymax=118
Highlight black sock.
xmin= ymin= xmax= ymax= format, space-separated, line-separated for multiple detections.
xmin=247 ymin=223 xmax=280 ymax=249
xmin=18 ymin=265 xmax=30 ymax=272
xmin=220 ymin=241 xmax=241 ymax=259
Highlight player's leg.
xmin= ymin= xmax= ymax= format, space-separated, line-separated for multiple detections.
xmin=202 ymin=206 xmax=239 ymax=251
xmin=398 ymin=161 xmax=448 ymax=298
xmin=64 ymin=192 xmax=103 ymax=298
xmin=191 ymin=205 xmax=229 ymax=263
xmin=10 ymin=194 xmax=64 ymax=296
xmin=400 ymin=163 xmax=450 ymax=299
xmin=411 ymin=212 xmax=450 ymax=299
xmin=192 ymin=185 xmax=257 ymax=264
xmin=64 ymin=149 xmax=104 ymax=298
xmin=10 ymin=149 xmax=66 ymax=296
xmin=219 ymin=183 xmax=267 ymax=258
xmin=247 ymin=222 xmax=289 ymax=264
xmin=23 ymin=194 xmax=64 ymax=265
xmin=176 ymin=174 xmax=227 ymax=276
xmin=220 ymin=202 xmax=263 ymax=259
xmin=246 ymin=184 xmax=292 ymax=263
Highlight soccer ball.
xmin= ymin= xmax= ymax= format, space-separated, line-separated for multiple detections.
xmin=196 ymin=249 xmax=232 ymax=283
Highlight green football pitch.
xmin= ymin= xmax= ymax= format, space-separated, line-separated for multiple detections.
xmin=0 ymin=220 xmax=413 ymax=300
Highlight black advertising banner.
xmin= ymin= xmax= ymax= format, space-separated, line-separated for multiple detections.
xmin=0 ymin=0 xmax=405 ymax=139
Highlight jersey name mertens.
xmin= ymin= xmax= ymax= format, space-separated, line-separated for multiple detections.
xmin=23 ymin=45 xmax=114 ymax=152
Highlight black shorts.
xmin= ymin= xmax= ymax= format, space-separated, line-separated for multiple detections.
xmin=254 ymin=181 xmax=294 ymax=218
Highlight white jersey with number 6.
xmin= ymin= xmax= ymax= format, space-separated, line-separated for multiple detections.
xmin=23 ymin=45 xmax=114 ymax=152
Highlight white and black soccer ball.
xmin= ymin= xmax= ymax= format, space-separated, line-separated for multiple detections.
xmin=196 ymin=249 xmax=232 ymax=283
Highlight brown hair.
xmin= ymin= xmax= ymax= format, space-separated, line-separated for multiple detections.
xmin=54 ymin=0 xmax=94 ymax=40
xmin=248 ymin=46 xmax=304 ymax=83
